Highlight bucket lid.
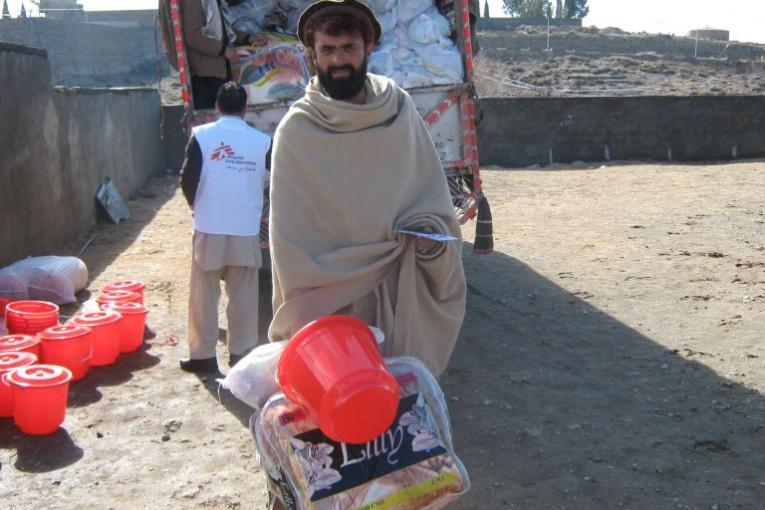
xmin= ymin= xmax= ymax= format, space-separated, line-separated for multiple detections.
xmin=73 ymin=310 xmax=122 ymax=327
xmin=6 ymin=364 xmax=72 ymax=388
xmin=0 ymin=334 xmax=41 ymax=353
xmin=5 ymin=300 xmax=59 ymax=317
xmin=102 ymin=301 xmax=148 ymax=316
xmin=0 ymin=351 xmax=38 ymax=373
xmin=39 ymin=324 xmax=92 ymax=341
xmin=97 ymin=290 xmax=141 ymax=303
xmin=104 ymin=279 xmax=145 ymax=293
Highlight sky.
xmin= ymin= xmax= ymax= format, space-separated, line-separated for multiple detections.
xmin=6 ymin=0 xmax=765 ymax=44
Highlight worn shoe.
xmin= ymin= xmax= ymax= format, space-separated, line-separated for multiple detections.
xmin=228 ymin=350 xmax=252 ymax=367
xmin=179 ymin=357 xmax=219 ymax=374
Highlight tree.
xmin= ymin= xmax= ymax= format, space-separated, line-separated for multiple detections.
xmin=563 ymin=0 xmax=588 ymax=19
xmin=503 ymin=0 xmax=552 ymax=18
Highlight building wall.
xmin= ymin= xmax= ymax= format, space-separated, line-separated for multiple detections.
xmin=0 ymin=17 xmax=167 ymax=85
xmin=477 ymin=95 xmax=765 ymax=167
xmin=0 ymin=42 xmax=162 ymax=267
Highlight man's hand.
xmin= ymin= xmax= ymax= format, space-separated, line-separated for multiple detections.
xmin=224 ymin=47 xmax=240 ymax=64
xmin=415 ymin=237 xmax=439 ymax=255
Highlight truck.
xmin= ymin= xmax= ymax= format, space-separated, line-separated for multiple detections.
xmin=166 ymin=0 xmax=492 ymax=253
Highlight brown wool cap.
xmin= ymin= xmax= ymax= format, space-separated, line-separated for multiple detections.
xmin=297 ymin=0 xmax=382 ymax=47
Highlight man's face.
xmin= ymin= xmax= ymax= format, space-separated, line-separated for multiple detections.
xmin=312 ymin=30 xmax=373 ymax=101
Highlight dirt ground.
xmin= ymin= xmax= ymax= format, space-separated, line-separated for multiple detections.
xmin=2 ymin=160 xmax=765 ymax=509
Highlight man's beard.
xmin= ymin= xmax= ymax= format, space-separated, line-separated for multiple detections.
xmin=317 ymin=60 xmax=368 ymax=100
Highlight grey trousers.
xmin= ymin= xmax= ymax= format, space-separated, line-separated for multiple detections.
xmin=187 ymin=232 xmax=261 ymax=359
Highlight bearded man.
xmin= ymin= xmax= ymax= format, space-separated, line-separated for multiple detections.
xmin=267 ymin=0 xmax=466 ymax=378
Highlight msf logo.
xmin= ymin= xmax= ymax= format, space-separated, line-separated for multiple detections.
xmin=211 ymin=143 xmax=235 ymax=161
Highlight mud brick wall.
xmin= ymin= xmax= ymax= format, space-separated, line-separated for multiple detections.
xmin=477 ymin=95 xmax=765 ymax=167
xmin=0 ymin=43 xmax=162 ymax=267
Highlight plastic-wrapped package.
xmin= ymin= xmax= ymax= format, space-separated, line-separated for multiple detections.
xmin=0 ymin=268 xmax=29 ymax=301
xmin=233 ymin=34 xmax=312 ymax=104
xmin=411 ymin=39 xmax=464 ymax=83
xmin=396 ymin=0 xmax=432 ymax=24
xmin=369 ymin=44 xmax=395 ymax=76
xmin=0 ymin=256 xmax=88 ymax=304
xmin=377 ymin=9 xmax=397 ymax=34
xmin=219 ymin=340 xmax=287 ymax=410
xmin=223 ymin=0 xmax=277 ymax=33
xmin=407 ymin=8 xmax=450 ymax=45
xmin=370 ymin=0 xmax=397 ymax=13
xmin=252 ymin=357 xmax=470 ymax=510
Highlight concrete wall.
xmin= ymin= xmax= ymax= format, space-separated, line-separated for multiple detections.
xmin=0 ymin=42 xmax=162 ymax=267
xmin=478 ymin=95 xmax=765 ymax=167
xmin=0 ymin=17 xmax=167 ymax=85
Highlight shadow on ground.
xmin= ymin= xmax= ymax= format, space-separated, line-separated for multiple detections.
xmin=58 ymin=172 xmax=180 ymax=318
xmin=444 ymin=243 xmax=765 ymax=509
xmin=195 ymin=270 xmax=274 ymax=428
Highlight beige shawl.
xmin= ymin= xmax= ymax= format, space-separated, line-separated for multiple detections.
xmin=268 ymin=74 xmax=466 ymax=376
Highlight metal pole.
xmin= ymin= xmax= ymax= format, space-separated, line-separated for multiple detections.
xmin=694 ymin=33 xmax=699 ymax=58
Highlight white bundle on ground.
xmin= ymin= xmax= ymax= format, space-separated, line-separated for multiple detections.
xmin=0 ymin=256 xmax=88 ymax=305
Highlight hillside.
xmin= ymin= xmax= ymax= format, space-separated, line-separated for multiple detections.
xmin=474 ymin=25 xmax=765 ymax=97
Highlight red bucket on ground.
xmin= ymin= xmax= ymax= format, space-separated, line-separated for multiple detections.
xmin=0 ymin=297 xmax=10 ymax=318
xmin=102 ymin=301 xmax=148 ymax=353
xmin=97 ymin=290 xmax=142 ymax=309
xmin=5 ymin=301 xmax=59 ymax=335
xmin=38 ymin=324 xmax=93 ymax=380
xmin=277 ymin=315 xmax=400 ymax=444
xmin=6 ymin=364 xmax=72 ymax=434
xmin=72 ymin=310 xmax=122 ymax=366
xmin=103 ymin=280 xmax=145 ymax=304
xmin=0 ymin=351 xmax=38 ymax=417
xmin=0 ymin=334 xmax=41 ymax=358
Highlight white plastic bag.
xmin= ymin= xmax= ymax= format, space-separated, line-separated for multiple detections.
xmin=219 ymin=340 xmax=288 ymax=410
xmin=407 ymin=9 xmax=450 ymax=44
xmin=411 ymin=39 xmax=464 ymax=83
xmin=377 ymin=8 xmax=397 ymax=34
xmin=370 ymin=0 xmax=397 ymax=13
xmin=396 ymin=0 xmax=431 ymax=24
xmin=370 ymin=44 xmax=395 ymax=76
xmin=0 ymin=256 xmax=88 ymax=304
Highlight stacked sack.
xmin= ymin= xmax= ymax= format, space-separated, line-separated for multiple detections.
xmin=222 ymin=0 xmax=464 ymax=104
xmin=368 ymin=0 xmax=464 ymax=88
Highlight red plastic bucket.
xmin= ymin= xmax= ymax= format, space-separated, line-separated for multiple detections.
xmin=97 ymin=290 xmax=142 ymax=309
xmin=102 ymin=302 xmax=148 ymax=353
xmin=38 ymin=324 xmax=93 ymax=381
xmin=0 ymin=297 xmax=10 ymax=318
xmin=0 ymin=334 xmax=42 ymax=358
xmin=7 ymin=364 xmax=72 ymax=434
xmin=103 ymin=280 xmax=145 ymax=304
xmin=72 ymin=310 xmax=122 ymax=366
xmin=277 ymin=315 xmax=400 ymax=444
xmin=0 ymin=351 xmax=38 ymax=417
xmin=5 ymin=301 xmax=59 ymax=335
